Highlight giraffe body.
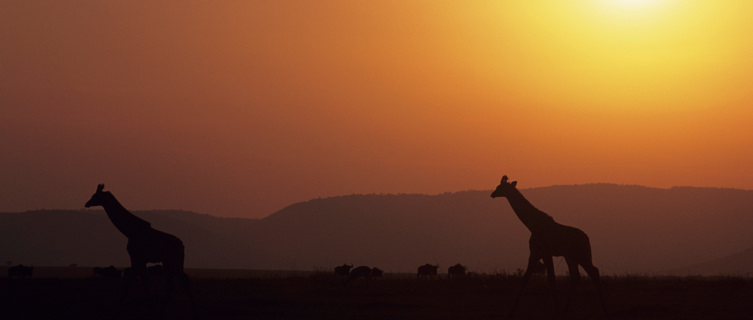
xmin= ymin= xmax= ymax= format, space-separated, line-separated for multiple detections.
xmin=85 ymin=184 xmax=191 ymax=300
xmin=492 ymin=176 xmax=605 ymax=316
xmin=529 ymin=223 xmax=591 ymax=263
xmin=126 ymin=228 xmax=186 ymax=275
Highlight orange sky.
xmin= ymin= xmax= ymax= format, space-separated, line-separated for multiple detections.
xmin=2 ymin=1 xmax=752 ymax=218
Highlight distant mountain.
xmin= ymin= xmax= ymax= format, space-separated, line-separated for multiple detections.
xmin=2 ymin=185 xmax=753 ymax=275
xmin=670 ymin=246 xmax=753 ymax=276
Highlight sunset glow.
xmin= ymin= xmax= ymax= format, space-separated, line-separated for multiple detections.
xmin=2 ymin=1 xmax=753 ymax=218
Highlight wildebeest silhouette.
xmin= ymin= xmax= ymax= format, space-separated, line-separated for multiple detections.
xmin=8 ymin=264 xmax=33 ymax=278
xmin=93 ymin=266 xmax=121 ymax=278
xmin=447 ymin=263 xmax=467 ymax=278
xmin=417 ymin=264 xmax=439 ymax=279
xmin=334 ymin=264 xmax=353 ymax=277
xmin=370 ymin=267 xmax=383 ymax=278
xmin=348 ymin=266 xmax=372 ymax=282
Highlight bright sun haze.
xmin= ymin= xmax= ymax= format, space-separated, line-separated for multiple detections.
xmin=2 ymin=1 xmax=753 ymax=218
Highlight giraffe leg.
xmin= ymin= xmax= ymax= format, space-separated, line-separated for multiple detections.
xmin=178 ymin=271 xmax=195 ymax=309
xmin=163 ymin=259 xmax=181 ymax=299
xmin=164 ymin=269 xmax=176 ymax=300
xmin=542 ymin=255 xmax=559 ymax=310
xmin=509 ymin=255 xmax=540 ymax=317
xmin=164 ymin=254 xmax=195 ymax=309
xmin=138 ymin=267 xmax=150 ymax=298
xmin=127 ymin=260 xmax=149 ymax=298
xmin=122 ymin=267 xmax=135 ymax=299
xmin=582 ymin=262 xmax=607 ymax=314
xmin=564 ymin=257 xmax=581 ymax=315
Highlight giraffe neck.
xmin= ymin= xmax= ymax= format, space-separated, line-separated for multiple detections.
xmin=100 ymin=192 xmax=151 ymax=238
xmin=505 ymin=188 xmax=555 ymax=233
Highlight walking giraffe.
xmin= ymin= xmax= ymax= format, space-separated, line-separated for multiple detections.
xmin=85 ymin=184 xmax=192 ymax=301
xmin=491 ymin=176 xmax=605 ymax=316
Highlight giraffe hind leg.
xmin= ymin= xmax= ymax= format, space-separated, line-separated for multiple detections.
xmin=166 ymin=265 xmax=195 ymax=310
xmin=179 ymin=271 xmax=196 ymax=310
xmin=126 ymin=258 xmax=150 ymax=298
xmin=163 ymin=257 xmax=194 ymax=308
xmin=165 ymin=271 xmax=176 ymax=299
xmin=581 ymin=262 xmax=607 ymax=314
xmin=163 ymin=261 xmax=182 ymax=299
xmin=582 ymin=263 xmax=600 ymax=285
xmin=563 ymin=257 xmax=582 ymax=315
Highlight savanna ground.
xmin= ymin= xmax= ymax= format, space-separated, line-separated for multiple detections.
xmin=1 ymin=267 xmax=752 ymax=320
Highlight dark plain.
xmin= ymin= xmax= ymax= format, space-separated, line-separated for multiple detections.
xmin=1 ymin=267 xmax=752 ymax=320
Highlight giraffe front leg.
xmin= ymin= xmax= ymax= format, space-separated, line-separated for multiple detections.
xmin=542 ymin=255 xmax=556 ymax=288
xmin=542 ymin=255 xmax=559 ymax=311
xmin=122 ymin=267 xmax=135 ymax=299
xmin=178 ymin=271 xmax=195 ymax=310
xmin=163 ymin=271 xmax=174 ymax=300
xmin=128 ymin=258 xmax=149 ymax=298
xmin=508 ymin=255 xmax=541 ymax=317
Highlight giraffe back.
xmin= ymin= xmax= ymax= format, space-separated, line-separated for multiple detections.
xmin=529 ymin=222 xmax=592 ymax=259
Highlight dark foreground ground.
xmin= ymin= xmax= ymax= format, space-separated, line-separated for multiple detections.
xmin=2 ymin=268 xmax=752 ymax=320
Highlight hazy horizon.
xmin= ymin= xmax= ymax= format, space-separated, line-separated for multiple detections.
xmin=3 ymin=1 xmax=753 ymax=218
xmin=4 ymin=183 xmax=750 ymax=219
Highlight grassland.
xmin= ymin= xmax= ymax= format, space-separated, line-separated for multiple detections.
xmin=1 ymin=267 xmax=752 ymax=319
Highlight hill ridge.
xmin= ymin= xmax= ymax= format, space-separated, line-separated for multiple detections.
xmin=3 ymin=185 xmax=753 ymax=274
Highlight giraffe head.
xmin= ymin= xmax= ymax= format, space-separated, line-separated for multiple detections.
xmin=490 ymin=175 xmax=518 ymax=198
xmin=84 ymin=184 xmax=108 ymax=207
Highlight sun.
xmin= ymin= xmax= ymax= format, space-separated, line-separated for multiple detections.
xmin=612 ymin=0 xmax=654 ymax=7
xmin=594 ymin=0 xmax=670 ymax=21
xmin=606 ymin=0 xmax=663 ymax=12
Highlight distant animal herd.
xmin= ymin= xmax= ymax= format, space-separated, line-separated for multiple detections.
xmin=7 ymin=264 xmax=33 ymax=278
xmin=331 ymin=262 xmax=469 ymax=281
xmin=7 ymin=263 xmax=469 ymax=281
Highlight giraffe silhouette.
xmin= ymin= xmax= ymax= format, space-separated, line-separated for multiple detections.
xmin=491 ymin=176 xmax=605 ymax=316
xmin=85 ymin=184 xmax=192 ymax=301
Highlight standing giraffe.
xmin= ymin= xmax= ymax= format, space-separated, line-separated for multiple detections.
xmin=491 ymin=176 xmax=605 ymax=316
xmin=85 ymin=184 xmax=191 ymax=300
